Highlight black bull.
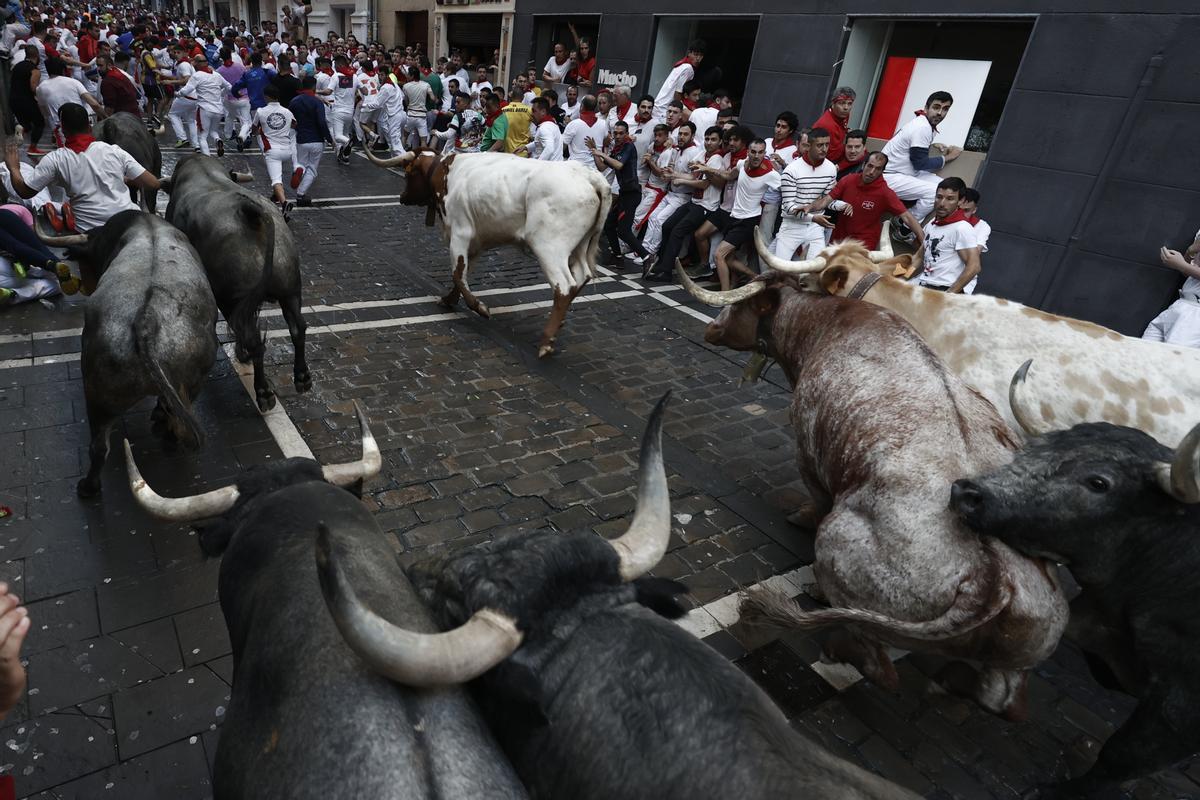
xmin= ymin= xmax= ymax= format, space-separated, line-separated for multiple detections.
xmin=123 ymin=409 xmax=527 ymax=799
xmin=93 ymin=112 xmax=163 ymax=214
xmin=164 ymin=155 xmax=311 ymax=412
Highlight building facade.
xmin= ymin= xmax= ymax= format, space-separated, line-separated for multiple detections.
xmin=513 ymin=3 xmax=1200 ymax=336
xmin=433 ymin=0 xmax=513 ymax=88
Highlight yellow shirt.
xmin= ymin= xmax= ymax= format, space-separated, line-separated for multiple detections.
xmin=501 ymin=101 xmax=532 ymax=157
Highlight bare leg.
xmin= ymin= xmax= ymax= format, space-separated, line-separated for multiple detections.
xmin=715 ymin=241 xmax=735 ymax=291
xmin=279 ymin=293 xmax=312 ymax=393
xmin=694 ymin=221 xmax=715 ymax=271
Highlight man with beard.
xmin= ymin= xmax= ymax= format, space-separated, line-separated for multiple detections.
xmin=810 ymin=150 xmax=924 ymax=252
xmin=812 ymin=86 xmax=855 ymax=166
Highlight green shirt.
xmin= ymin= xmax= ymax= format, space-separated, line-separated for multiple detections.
xmin=481 ymin=112 xmax=507 ymax=152
xmin=422 ymin=73 xmax=443 ymax=103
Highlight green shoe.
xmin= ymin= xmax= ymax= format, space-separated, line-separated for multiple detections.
xmin=0 ymin=288 xmax=14 ymax=303
xmin=11 ymin=262 xmax=25 ymax=279
xmin=53 ymin=261 xmax=72 ymax=281
xmin=59 ymin=276 xmax=81 ymax=295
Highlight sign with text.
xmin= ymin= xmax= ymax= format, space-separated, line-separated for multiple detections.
xmin=596 ymin=67 xmax=638 ymax=88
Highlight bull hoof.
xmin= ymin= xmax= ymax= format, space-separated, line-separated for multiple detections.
xmin=256 ymin=390 xmax=277 ymax=413
xmin=294 ymin=371 xmax=313 ymax=394
xmin=76 ymin=478 xmax=101 ymax=498
xmin=469 ymin=302 xmax=490 ymax=319
xmin=438 ymin=293 xmax=460 ymax=309
xmin=537 ymin=342 xmax=555 ymax=358
xmin=235 ymin=344 xmax=251 ymax=365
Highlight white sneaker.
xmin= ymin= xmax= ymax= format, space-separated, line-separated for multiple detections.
xmin=626 ymin=254 xmax=646 ymax=266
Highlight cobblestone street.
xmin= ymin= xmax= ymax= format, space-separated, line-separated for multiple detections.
xmin=0 ymin=146 xmax=1196 ymax=799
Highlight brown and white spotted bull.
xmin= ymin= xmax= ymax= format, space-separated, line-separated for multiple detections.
xmin=363 ymin=148 xmax=611 ymax=357
xmin=678 ymin=265 xmax=1069 ymax=718
xmin=755 ymin=229 xmax=1200 ymax=448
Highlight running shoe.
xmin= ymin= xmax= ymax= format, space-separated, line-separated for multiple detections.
xmin=0 ymin=288 xmax=14 ymax=303
xmin=26 ymin=146 xmax=46 ymax=155
xmin=217 ymin=139 xmax=224 ymax=157
xmin=174 ymin=139 xmax=189 ymax=148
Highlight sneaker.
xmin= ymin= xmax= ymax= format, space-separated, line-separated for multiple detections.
xmin=26 ymin=145 xmax=45 ymax=155
xmin=174 ymin=139 xmax=189 ymax=148
xmin=58 ymin=276 xmax=81 ymax=295
xmin=626 ymin=254 xmax=646 ymax=266
xmin=236 ymin=136 xmax=246 ymax=153
xmin=11 ymin=262 xmax=25 ymax=279
xmin=0 ymin=287 xmax=14 ymax=303
xmin=217 ymin=139 xmax=224 ymax=157
xmin=639 ymin=253 xmax=658 ymax=278
xmin=281 ymin=201 xmax=294 ymax=220
xmin=296 ymin=194 xmax=312 ymax=207
xmin=685 ymin=264 xmax=716 ymax=280
xmin=290 ymin=167 xmax=303 ymax=190
xmin=890 ymin=217 xmax=916 ymax=246
xmin=193 ymin=147 xmax=201 ymax=153
xmin=52 ymin=261 xmax=72 ymax=282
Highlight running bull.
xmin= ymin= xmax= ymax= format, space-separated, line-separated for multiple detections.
xmin=677 ymin=266 xmax=1068 ymax=718
xmin=93 ymin=111 xmax=163 ymax=214
xmin=364 ymin=148 xmax=611 ymax=357
xmin=39 ymin=211 xmax=216 ymax=498
xmin=317 ymin=394 xmax=916 ymax=800
xmin=756 ymin=231 xmax=1200 ymax=448
xmin=950 ymin=362 xmax=1200 ymax=798
xmin=124 ymin=405 xmax=527 ymax=800
xmin=164 ymin=155 xmax=310 ymax=412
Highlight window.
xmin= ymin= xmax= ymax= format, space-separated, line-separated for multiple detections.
xmin=647 ymin=17 xmax=758 ymax=106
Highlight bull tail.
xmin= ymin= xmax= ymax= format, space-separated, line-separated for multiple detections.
xmin=740 ymin=571 xmax=1014 ymax=643
xmin=578 ymin=171 xmax=612 ymax=279
xmin=227 ymin=203 xmax=275 ymax=366
xmin=133 ymin=293 xmax=204 ymax=449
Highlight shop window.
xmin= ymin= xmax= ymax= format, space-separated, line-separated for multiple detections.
xmin=529 ymin=16 xmax=600 ymax=85
xmin=647 ymin=17 xmax=759 ymax=106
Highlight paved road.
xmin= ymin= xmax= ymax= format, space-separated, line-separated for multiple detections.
xmin=0 ymin=142 xmax=1196 ymax=799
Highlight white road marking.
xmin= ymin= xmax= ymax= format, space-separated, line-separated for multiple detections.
xmin=220 ymin=342 xmax=313 ymax=459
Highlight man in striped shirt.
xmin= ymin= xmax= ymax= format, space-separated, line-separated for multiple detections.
xmin=774 ymin=126 xmax=837 ymax=260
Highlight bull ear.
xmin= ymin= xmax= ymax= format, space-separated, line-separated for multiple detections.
xmin=749 ymin=286 xmax=780 ymax=317
xmin=819 ymin=266 xmax=851 ymax=295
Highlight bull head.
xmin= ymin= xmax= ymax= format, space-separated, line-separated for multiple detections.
xmin=753 ymin=224 xmax=911 ymax=294
xmin=1009 ymin=360 xmax=1200 ymax=503
xmin=125 ymin=401 xmax=382 ymax=522
xmin=315 ymin=392 xmax=675 ymax=687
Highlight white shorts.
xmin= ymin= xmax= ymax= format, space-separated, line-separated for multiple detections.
xmin=403 ymin=115 xmax=428 ymax=139
xmin=264 ymin=149 xmax=294 ymax=186
xmin=1143 ymin=296 xmax=1200 ymax=348
xmin=774 ymin=219 xmax=828 ymax=260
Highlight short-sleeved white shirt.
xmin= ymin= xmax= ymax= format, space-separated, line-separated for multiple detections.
xmin=35 ymin=76 xmax=89 ymax=131
xmin=731 ymin=161 xmax=782 ymax=220
xmin=669 ymin=142 xmax=704 ymax=199
xmin=543 ymin=56 xmax=570 ymax=84
xmin=882 ymin=114 xmax=938 ymax=177
xmin=920 ymin=218 xmax=979 ymax=293
xmin=972 ymin=219 xmax=991 ymax=253
xmin=696 ymin=152 xmax=725 ymax=211
xmin=652 ymin=61 xmax=693 ymax=120
xmin=253 ymin=103 xmax=296 ymax=152
xmin=562 ymin=116 xmax=607 ymax=169
xmin=25 ymin=142 xmax=142 ymax=231
xmin=688 ymin=106 xmax=718 ymax=138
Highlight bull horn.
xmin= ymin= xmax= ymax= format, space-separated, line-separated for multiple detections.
xmin=675 ymin=259 xmax=766 ymax=307
xmin=362 ymin=147 xmax=417 ymax=169
xmin=1008 ymin=360 xmax=1053 ymax=438
xmin=153 ymin=123 xmax=166 ymax=136
xmin=1156 ymin=421 xmax=1200 ymax=504
xmin=123 ymin=440 xmax=241 ymax=521
xmin=34 ymin=217 xmax=88 ymax=248
xmin=868 ymin=221 xmax=895 ymax=262
xmin=315 ymin=524 xmax=522 ymax=687
xmin=753 ymin=226 xmax=827 ymax=273
xmin=229 ymin=170 xmax=255 ymax=183
xmin=607 ymin=391 xmax=673 ymax=581
xmin=321 ymin=401 xmax=383 ymax=486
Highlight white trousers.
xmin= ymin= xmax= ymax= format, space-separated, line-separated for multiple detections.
xmin=774 ymin=219 xmax=829 ymax=260
xmin=196 ymin=109 xmax=222 ymax=154
xmin=380 ymin=111 xmax=407 ymax=154
xmin=642 ymin=193 xmax=689 ymax=255
xmin=327 ymin=107 xmax=353 ymax=146
xmin=0 ymin=260 xmax=58 ymax=303
xmin=1143 ymin=297 xmax=1200 ymax=348
xmin=168 ymin=98 xmax=199 ymax=146
xmin=223 ymin=97 xmax=252 ymax=140
xmin=295 ymin=142 xmax=324 ymax=195
xmin=264 ymin=149 xmax=294 ymax=187
xmin=354 ymin=104 xmax=379 ymax=143
xmin=634 ymin=185 xmax=667 ymax=230
xmin=882 ymin=171 xmax=940 ymax=222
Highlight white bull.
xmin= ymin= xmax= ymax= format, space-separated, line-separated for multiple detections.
xmin=754 ymin=230 xmax=1200 ymax=448
xmin=365 ymin=149 xmax=612 ymax=357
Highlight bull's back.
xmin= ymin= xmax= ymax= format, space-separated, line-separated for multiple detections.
xmin=215 ymin=484 xmax=522 ymax=799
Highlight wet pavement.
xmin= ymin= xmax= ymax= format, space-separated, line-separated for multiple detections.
xmin=0 ymin=140 xmax=1196 ymax=799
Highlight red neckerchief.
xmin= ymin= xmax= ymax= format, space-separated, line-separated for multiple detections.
xmin=964 ymin=214 xmax=980 ymax=227
xmin=803 ymin=154 xmax=824 ymax=169
xmin=579 ymin=110 xmax=597 ymax=126
xmin=45 ymin=42 xmax=60 ymax=58
xmin=728 ymin=147 xmax=748 ymax=169
xmin=419 ymin=66 xmax=431 ymax=76
xmin=614 ymin=99 xmax=631 ymax=120
xmin=771 ymin=136 xmax=794 ymax=152
xmin=934 ymin=209 xmax=968 ymax=226
xmin=363 ymin=67 xmax=377 ymax=77
xmin=196 ymin=65 xmax=212 ymax=73
xmin=674 ymin=140 xmax=692 ymax=154
xmin=682 ymin=97 xmax=697 ymax=111
xmin=484 ymin=108 xmax=501 ymax=128
xmin=914 ymin=109 xmax=939 ymax=133
xmin=223 ymin=59 xmax=233 ymax=67
xmin=319 ymin=66 xmax=333 ymax=75
xmin=610 ymin=138 xmax=629 ymax=157
xmin=652 ymin=141 xmax=668 ymax=154
xmin=635 ymin=110 xmax=652 ymax=124
xmin=672 ymin=56 xmax=694 ymax=69
xmin=64 ymin=133 xmax=95 ymax=153
xmin=742 ymin=158 xmax=774 ymax=178
xmin=336 ymin=65 xmax=355 ymax=77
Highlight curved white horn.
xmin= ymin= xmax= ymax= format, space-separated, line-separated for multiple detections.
xmin=608 ymin=391 xmax=673 ymax=581
xmin=675 ymin=259 xmax=766 ymax=307
xmin=868 ymin=220 xmax=895 ymax=262
xmin=315 ymin=524 xmax=522 ymax=687
xmin=363 ymin=146 xmax=417 ymax=169
xmin=1008 ymin=360 xmax=1054 ymax=438
xmin=321 ymin=401 xmax=383 ymax=486
xmin=124 ymin=440 xmax=241 ymax=521
xmin=753 ymin=226 xmax=827 ymax=273
xmin=1157 ymin=421 xmax=1200 ymax=504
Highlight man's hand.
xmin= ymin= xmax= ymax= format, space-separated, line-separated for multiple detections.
xmin=944 ymin=145 xmax=963 ymax=162
xmin=813 ymin=214 xmax=834 ymax=229
xmin=840 ymin=204 xmax=854 ymax=217
xmin=770 ymin=153 xmax=785 ymax=169
xmin=584 ymin=136 xmax=596 ymax=150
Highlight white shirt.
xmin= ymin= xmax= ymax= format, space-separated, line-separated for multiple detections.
xmin=644 ymin=145 xmax=675 ymax=191
xmin=24 ymin=142 xmax=142 ymax=231
xmin=543 ymin=56 xmax=571 ymax=84
xmin=355 ymin=70 xmax=381 ymax=109
xmin=779 ymin=157 xmax=837 ymax=225
xmin=172 ymin=61 xmax=197 ymax=105
xmin=920 ymin=218 xmax=979 ymax=293
xmin=695 ymin=151 xmax=725 ymax=211
xmin=402 ymin=80 xmax=433 ymax=115
xmin=731 ymin=161 xmax=782 ymax=220
xmin=628 ymin=116 xmax=657 ymax=184
xmin=765 ymin=136 xmax=799 ymax=166
xmin=378 ymin=82 xmax=405 ymax=120
xmin=606 ymin=101 xmax=638 ymax=132
xmin=35 ymin=76 xmax=89 ymax=131
xmin=882 ymin=114 xmax=941 ymax=177
xmin=652 ymin=60 xmax=693 ymax=120
xmin=522 ymin=90 xmax=537 ymax=106
xmin=687 ymin=106 xmax=718 ymax=138
xmin=254 ymin=102 xmax=296 ymax=152
xmin=562 ymin=116 xmax=608 ymax=170
xmin=468 ymin=80 xmax=491 ymax=110
xmin=971 ymin=218 xmax=991 ymax=253
xmin=451 ymin=68 xmax=470 ymax=92
xmin=561 ymin=99 xmax=580 ymax=123
xmin=669 ymin=142 xmax=703 ymax=198
xmin=179 ymin=69 xmax=232 ymax=114
xmin=530 ymin=119 xmax=563 ymax=161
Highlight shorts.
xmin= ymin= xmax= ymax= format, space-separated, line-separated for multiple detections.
xmin=706 ymin=208 xmax=732 ymax=233
xmin=143 ymin=83 xmax=163 ymax=102
xmin=722 ymin=214 xmax=760 ymax=248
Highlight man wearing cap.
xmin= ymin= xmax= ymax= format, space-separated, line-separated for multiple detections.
xmin=812 ymin=86 xmax=855 ymax=167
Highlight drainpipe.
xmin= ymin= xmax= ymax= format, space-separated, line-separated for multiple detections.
xmin=1039 ymin=51 xmax=1162 ymax=308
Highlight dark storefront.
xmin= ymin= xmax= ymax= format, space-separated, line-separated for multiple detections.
xmin=513 ymin=4 xmax=1200 ymax=336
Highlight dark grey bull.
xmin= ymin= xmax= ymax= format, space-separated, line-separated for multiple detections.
xmin=317 ymin=395 xmax=915 ymax=800
xmin=40 ymin=211 xmax=216 ymax=497
xmin=124 ymin=406 xmax=526 ymax=800
xmin=950 ymin=361 xmax=1200 ymax=798
xmin=164 ymin=155 xmax=310 ymax=412
xmin=93 ymin=112 xmax=163 ymax=213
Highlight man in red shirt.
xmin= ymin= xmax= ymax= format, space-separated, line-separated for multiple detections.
xmin=99 ymin=51 xmax=142 ymax=116
xmin=77 ymin=21 xmax=99 ymax=65
xmin=811 ymin=151 xmax=925 ymax=251
xmin=812 ymin=86 xmax=855 ymax=167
